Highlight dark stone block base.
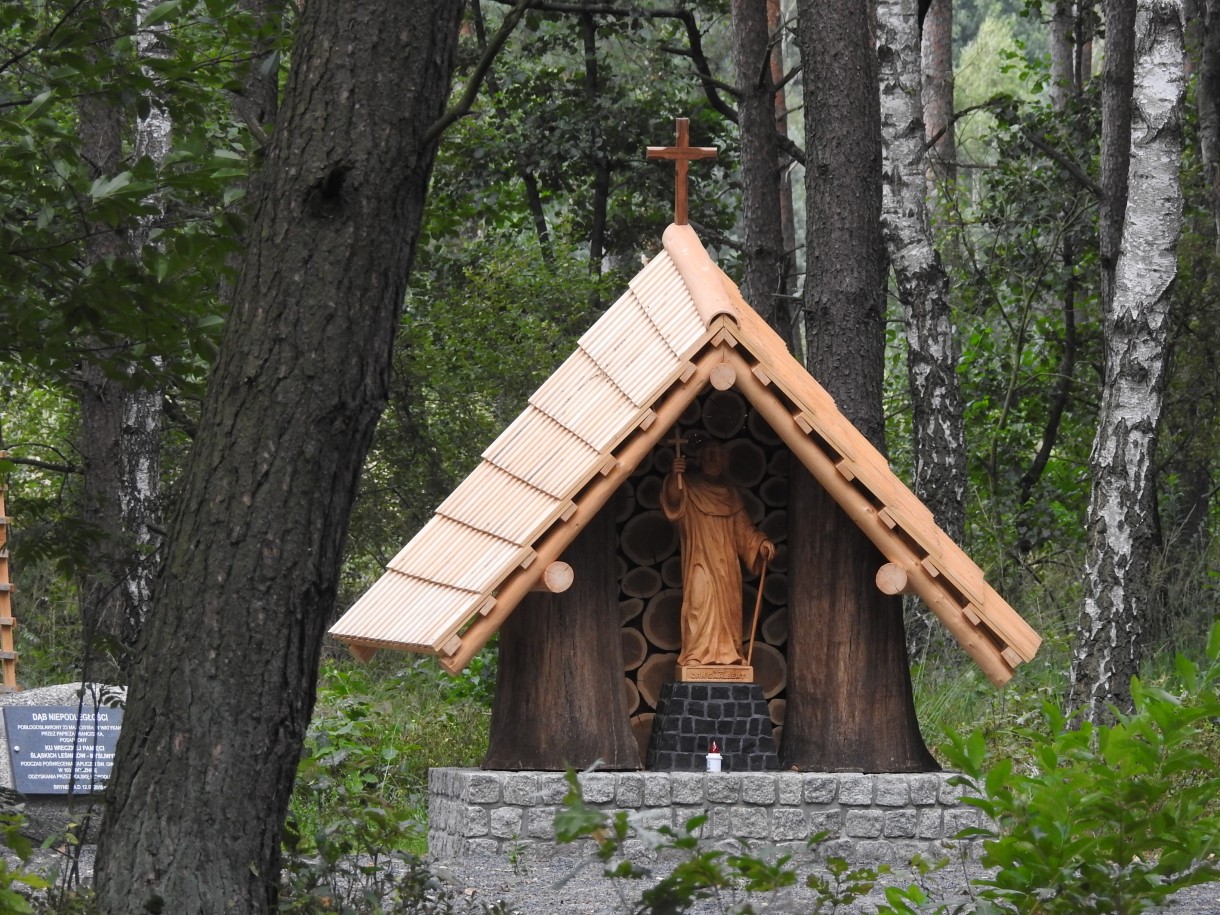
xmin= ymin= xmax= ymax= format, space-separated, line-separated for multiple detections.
xmin=646 ymin=681 xmax=780 ymax=772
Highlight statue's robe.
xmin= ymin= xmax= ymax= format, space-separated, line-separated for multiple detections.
xmin=661 ymin=472 xmax=769 ymax=666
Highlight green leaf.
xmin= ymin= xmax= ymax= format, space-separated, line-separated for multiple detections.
xmin=141 ymin=0 xmax=184 ymax=27
xmin=90 ymin=171 xmax=133 ymax=200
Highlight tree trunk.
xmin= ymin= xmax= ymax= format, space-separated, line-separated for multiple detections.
xmin=76 ymin=3 xmax=135 ymax=683
xmin=1051 ymin=0 xmax=1078 ymax=105
xmin=1069 ymin=0 xmax=1184 ymax=723
xmin=485 ymin=507 xmax=640 ymax=769
xmin=732 ymin=0 xmax=790 ymax=338
xmin=1195 ymin=0 xmax=1220 ymax=243
xmin=790 ymin=0 xmax=936 ymax=771
xmin=1100 ymin=0 xmax=1139 ymax=311
xmin=921 ymin=0 xmax=955 ymax=182
xmin=878 ymin=0 xmax=966 ymax=543
xmin=93 ymin=2 xmax=463 ymax=911
xmin=582 ymin=13 xmax=610 ymax=287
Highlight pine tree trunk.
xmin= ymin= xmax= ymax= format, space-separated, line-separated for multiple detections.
xmin=485 ymin=508 xmax=640 ymax=769
xmin=790 ymin=0 xmax=935 ymax=771
xmin=1069 ymin=0 xmax=1184 ymax=723
xmin=93 ymin=2 xmax=463 ymax=911
xmin=732 ymin=0 xmax=790 ymax=338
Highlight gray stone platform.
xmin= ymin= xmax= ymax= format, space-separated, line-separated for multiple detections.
xmin=428 ymin=768 xmax=987 ymax=865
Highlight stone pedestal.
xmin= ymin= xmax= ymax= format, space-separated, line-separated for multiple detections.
xmin=646 ymin=681 xmax=779 ymax=772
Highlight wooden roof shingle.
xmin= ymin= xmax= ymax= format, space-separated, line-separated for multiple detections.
xmin=329 ymin=224 xmax=1041 ymax=685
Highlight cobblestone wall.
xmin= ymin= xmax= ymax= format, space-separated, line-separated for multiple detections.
xmin=429 ymin=768 xmax=986 ymax=864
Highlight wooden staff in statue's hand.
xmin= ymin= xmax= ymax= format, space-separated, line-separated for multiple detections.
xmin=746 ymin=541 xmax=776 ymax=666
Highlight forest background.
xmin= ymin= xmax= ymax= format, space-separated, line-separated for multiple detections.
xmin=0 ymin=0 xmax=1218 ymax=909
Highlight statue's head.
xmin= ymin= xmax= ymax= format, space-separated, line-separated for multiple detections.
xmin=698 ymin=441 xmax=726 ymax=479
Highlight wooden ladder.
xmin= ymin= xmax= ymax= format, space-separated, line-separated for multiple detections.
xmin=0 ymin=476 xmax=20 ymax=692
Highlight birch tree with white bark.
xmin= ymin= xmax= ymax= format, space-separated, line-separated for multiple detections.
xmin=1069 ymin=0 xmax=1185 ymax=722
xmin=878 ymin=0 xmax=967 ymax=660
xmin=117 ymin=0 xmax=174 ymax=648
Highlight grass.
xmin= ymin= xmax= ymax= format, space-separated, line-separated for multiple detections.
xmin=289 ymin=650 xmax=494 ymax=857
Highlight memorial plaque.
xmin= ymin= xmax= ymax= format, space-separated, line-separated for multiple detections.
xmin=3 ymin=706 xmax=122 ymax=795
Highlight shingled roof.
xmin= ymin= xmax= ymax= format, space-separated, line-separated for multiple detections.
xmin=329 ymin=224 xmax=1041 ymax=686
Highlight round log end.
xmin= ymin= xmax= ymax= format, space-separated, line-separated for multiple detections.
xmin=875 ymin=562 xmax=910 ymax=596
xmin=710 ymin=362 xmax=737 ymax=391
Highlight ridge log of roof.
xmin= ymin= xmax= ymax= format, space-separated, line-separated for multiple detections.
xmin=329 ymin=224 xmax=1041 ymax=687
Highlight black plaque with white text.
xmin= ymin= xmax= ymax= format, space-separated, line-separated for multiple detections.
xmin=3 ymin=706 xmax=123 ymax=795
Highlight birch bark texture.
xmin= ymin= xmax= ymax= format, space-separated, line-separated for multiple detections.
xmin=93 ymin=1 xmax=463 ymax=910
xmin=117 ymin=0 xmax=174 ymax=647
xmin=1069 ymin=0 xmax=1185 ymax=722
xmin=877 ymin=0 xmax=967 ymax=544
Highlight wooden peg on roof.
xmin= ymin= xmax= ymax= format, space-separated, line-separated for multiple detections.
xmin=647 ymin=117 xmax=717 ymax=225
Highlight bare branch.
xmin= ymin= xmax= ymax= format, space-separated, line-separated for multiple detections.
xmin=425 ymin=0 xmax=535 ymax=144
xmin=3 ymin=455 xmax=81 ymax=475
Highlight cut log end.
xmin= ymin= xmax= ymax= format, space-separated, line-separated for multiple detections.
xmin=875 ymin=562 xmax=912 ymax=596
xmin=531 ymin=561 xmax=574 ymax=593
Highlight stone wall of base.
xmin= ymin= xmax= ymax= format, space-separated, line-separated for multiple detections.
xmin=428 ymin=768 xmax=986 ymax=865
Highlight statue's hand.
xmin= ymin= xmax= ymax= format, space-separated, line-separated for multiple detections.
xmin=672 ymin=456 xmax=687 ymax=475
xmin=761 ymin=541 xmax=776 ymax=563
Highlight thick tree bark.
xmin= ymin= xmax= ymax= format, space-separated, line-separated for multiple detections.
xmin=93 ymin=2 xmax=463 ymax=912
xmin=485 ymin=508 xmax=640 ymax=769
xmin=1069 ymin=0 xmax=1184 ymax=722
xmin=788 ymin=0 xmax=936 ymax=771
xmin=921 ymin=0 xmax=954 ymax=181
xmin=786 ymin=470 xmax=935 ymax=770
xmin=732 ymin=0 xmax=790 ymax=340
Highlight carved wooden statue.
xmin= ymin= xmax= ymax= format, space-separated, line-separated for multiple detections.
xmin=661 ymin=440 xmax=776 ymax=679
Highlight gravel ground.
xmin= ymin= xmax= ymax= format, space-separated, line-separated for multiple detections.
xmin=12 ymin=845 xmax=1220 ymax=912
xmin=435 ymin=850 xmax=1220 ymax=914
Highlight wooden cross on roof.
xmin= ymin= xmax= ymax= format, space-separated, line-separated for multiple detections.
xmin=647 ymin=117 xmax=717 ymax=226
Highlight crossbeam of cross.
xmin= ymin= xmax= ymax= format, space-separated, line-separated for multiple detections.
xmin=646 ymin=117 xmax=718 ymax=226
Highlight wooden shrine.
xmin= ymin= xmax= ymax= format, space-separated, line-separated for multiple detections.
xmin=330 ymin=122 xmax=1041 ymax=768
xmin=0 ymin=462 xmax=20 ymax=692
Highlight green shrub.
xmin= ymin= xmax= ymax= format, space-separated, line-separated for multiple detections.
xmin=930 ymin=623 xmax=1220 ymax=914
xmin=289 ymin=654 xmax=491 ymax=857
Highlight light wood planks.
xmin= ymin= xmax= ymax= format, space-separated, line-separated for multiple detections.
xmin=0 ymin=482 xmax=19 ymax=690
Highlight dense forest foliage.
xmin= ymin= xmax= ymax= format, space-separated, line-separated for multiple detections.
xmin=3 ymin=0 xmax=1214 ymax=681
